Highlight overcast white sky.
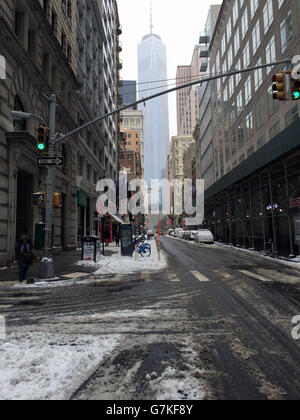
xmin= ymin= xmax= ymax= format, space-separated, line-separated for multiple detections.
xmin=117 ymin=0 xmax=219 ymax=137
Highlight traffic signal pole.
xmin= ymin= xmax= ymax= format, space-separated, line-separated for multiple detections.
xmin=42 ymin=94 xmax=57 ymax=279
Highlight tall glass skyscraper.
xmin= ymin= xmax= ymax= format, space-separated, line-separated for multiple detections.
xmin=138 ymin=31 xmax=170 ymax=185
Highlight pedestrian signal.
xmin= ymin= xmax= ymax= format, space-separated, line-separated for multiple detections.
xmin=32 ymin=192 xmax=46 ymax=208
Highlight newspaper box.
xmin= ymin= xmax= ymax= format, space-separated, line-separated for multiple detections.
xmin=82 ymin=236 xmax=101 ymax=263
xmin=120 ymin=224 xmax=133 ymax=257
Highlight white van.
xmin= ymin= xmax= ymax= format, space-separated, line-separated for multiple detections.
xmin=195 ymin=230 xmax=214 ymax=244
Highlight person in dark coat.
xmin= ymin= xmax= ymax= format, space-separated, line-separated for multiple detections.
xmin=114 ymin=230 xmax=120 ymax=247
xmin=15 ymin=235 xmax=34 ymax=283
xmin=104 ymin=228 xmax=110 ymax=247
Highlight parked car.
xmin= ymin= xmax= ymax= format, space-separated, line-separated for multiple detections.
xmin=147 ymin=230 xmax=155 ymax=237
xmin=175 ymin=228 xmax=184 ymax=238
xmin=168 ymin=229 xmax=175 ymax=236
xmin=189 ymin=230 xmax=198 ymax=241
xmin=183 ymin=231 xmax=191 ymax=240
xmin=178 ymin=230 xmax=186 ymax=239
xmin=195 ymin=230 xmax=214 ymax=244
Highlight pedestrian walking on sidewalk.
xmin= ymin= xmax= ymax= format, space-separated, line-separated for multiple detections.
xmin=114 ymin=230 xmax=120 ymax=247
xmin=15 ymin=235 xmax=34 ymax=283
xmin=104 ymin=228 xmax=110 ymax=247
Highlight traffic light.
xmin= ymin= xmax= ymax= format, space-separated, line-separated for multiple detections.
xmin=272 ymin=72 xmax=287 ymax=101
xmin=291 ymin=75 xmax=300 ymax=100
xmin=36 ymin=126 xmax=48 ymax=153
xmin=53 ymin=193 xmax=61 ymax=208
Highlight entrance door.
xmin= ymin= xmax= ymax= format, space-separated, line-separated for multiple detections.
xmin=16 ymin=171 xmax=33 ymax=241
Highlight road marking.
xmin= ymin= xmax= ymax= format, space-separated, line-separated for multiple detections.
xmin=61 ymin=272 xmax=89 ymax=279
xmin=167 ymin=273 xmax=180 ymax=283
xmin=190 ymin=271 xmax=211 ymax=282
xmin=240 ymin=270 xmax=273 ymax=283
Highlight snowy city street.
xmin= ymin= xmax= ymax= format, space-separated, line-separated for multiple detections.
xmin=2 ymin=0 xmax=300 ymax=404
xmin=1 ymin=237 xmax=300 ymax=400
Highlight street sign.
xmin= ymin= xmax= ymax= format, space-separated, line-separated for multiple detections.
xmin=37 ymin=157 xmax=64 ymax=166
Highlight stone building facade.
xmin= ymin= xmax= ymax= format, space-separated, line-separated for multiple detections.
xmin=0 ymin=0 xmax=79 ymax=266
xmin=204 ymin=0 xmax=300 ymax=257
xmin=76 ymin=0 xmax=121 ymax=243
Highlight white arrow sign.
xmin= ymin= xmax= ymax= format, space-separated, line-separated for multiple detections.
xmin=37 ymin=157 xmax=64 ymax=166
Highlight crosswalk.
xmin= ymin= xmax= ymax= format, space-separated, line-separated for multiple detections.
xmin=239 ymin=270 xmax=273 ymax=283
xmin=190 ymin=271 xmax=211 ymax=282
xmin=167 ymin=271 xmax=211 ymax=283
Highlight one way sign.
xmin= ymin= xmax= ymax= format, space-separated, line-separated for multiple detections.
xmin=37 ymin=157 xmax=64 ymax=166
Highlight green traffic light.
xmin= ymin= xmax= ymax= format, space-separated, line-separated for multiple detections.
xmin=293 ymin=91 xmax=300 ymax=100
xmin=37 ymin=143 xmax=45 ymax=151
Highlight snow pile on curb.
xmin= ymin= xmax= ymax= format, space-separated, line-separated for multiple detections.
xmin=77 ymin=241 xmax=168 ymax=275
xmin=168 ymin=235 xmax=300 ymax=270
xmin=0 ymin=331 xmax=120 ymax=400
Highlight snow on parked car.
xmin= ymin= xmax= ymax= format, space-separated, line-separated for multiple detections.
xmin=195 ymin=230 xmax=214 ymax=244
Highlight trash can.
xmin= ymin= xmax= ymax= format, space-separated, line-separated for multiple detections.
xmin=120 ymin=224 xmax=133 ymax=257
xmin=82 ymin=236 xmax=101 ymax=262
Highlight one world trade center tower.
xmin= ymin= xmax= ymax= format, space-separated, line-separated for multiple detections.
xmin=138 ymin=2 xmax=170 ymax=186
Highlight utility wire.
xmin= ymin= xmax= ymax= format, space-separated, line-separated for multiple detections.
xmin=55 ymin=59 xmax=292 ymax=146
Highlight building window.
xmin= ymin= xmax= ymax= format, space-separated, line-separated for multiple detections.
xmin=269 ymin=121 xmax=280 ymax=139
xmin=61 ymin=33 xmax=66 ymax=53
xmin=43 ymin=0 xmax=49 ymax=15
xmin=15 ymin=10 xmax=25 ymax=40
xmin=265 ymin=35 xmax=276 ymax=74
xmin=280 ymin=10 xmax=293 ymax=52
xmin=263 ymin=0 xmax=274 ymax=34
xmin=67 ymin=45 xmax=72 ymax=64
xmin=51 ymin=11 xmax=57 ymax=33
xmin=285 ymin=106 xmax=298 ymax=127
xmin=13 ymin=96 xmax=27 ymax=131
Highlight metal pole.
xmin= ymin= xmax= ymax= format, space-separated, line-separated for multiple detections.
xmin=235 ymin=189 xmax=240 ymax=247
xmin=284 ymin=161 xmax=295 ymax=258
xmin=259 ymin=174 xmax=267 ymax=254
xmin=268 ymin=169 xmax=279 ymax=258
xmin=249 ymin=181 xmax=255 ymax=250
xmin=42 ymin=94 xmax=57 ymax=279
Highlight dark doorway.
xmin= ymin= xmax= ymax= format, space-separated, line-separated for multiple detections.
xmin=16 ymin=171 xmax=33 ymax=241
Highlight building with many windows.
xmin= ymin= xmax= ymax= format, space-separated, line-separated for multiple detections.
xmin=0 ymin=0 xmax=79 ymax=266
xmin=176 ymin=45 xmax=204 ymax=137
xmin=194 ymin=4 xmax=221 ymax=191
xmin=204 ymin=0 xmax=300 ymax=257
xmin=76 ymin=0 xmax=121 ymax=243
xmin=120 ymin=109 xmax=144 ymax=178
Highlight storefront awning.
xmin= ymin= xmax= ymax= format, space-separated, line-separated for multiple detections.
xmin=109 ymin=212 xmax=125 ymax=225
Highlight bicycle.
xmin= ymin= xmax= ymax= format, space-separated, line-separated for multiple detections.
xmin=137 ymin=242 xmax=151 ymax=257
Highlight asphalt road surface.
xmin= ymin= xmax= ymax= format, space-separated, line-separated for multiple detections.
xmin=1 ymin=236 xmax=300 ymax=400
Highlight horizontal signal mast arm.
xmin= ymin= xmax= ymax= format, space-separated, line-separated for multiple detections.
xmin=55 ymin=58 xmax=292 ymax=145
